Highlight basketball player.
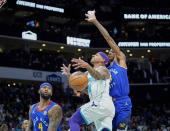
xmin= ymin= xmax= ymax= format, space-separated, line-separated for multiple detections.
xmin=26 ymin=82 xmax=63 ymax=131
xmin=85 ymin=10 xmax=132 ymax=131
xmin=61 ymin=52 xmax=115 ymax=131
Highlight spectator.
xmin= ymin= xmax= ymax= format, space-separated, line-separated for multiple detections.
xmin=0 ymin=124 xmax=8 ymax=131
xmin=22 ymin=120 xmax=29 ymax=131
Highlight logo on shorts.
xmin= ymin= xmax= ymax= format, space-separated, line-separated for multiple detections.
xmin=119 ymin=123 xmax=126 ymax=128
xmin=125 ymin=102 xmax=128 ymax=106
xmin=91 ymin=101 xmax=97 ymax=107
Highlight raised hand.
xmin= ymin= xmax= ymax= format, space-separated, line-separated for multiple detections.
xmin=85 ymin=10 xmax=97 ymax=23
xmin=61 ymin=64 xmax=71 ymax=76
xmin=71 ymin=58 xmax=89 ymax=69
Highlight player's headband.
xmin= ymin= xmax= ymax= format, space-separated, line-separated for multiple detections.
xmin=98 ymin=52 xmax=109 ymax=66
xmin=40 ymin=82 xmax=53 ymax=91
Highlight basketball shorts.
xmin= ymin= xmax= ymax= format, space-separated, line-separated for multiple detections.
xmin=80 ymin=98 xmax=115 ymax=131
xmin=112 ymin=97 xmax=132 ymax=130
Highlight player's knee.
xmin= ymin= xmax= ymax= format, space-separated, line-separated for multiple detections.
xmin=101 ymin=128 xmax=110 ymax=131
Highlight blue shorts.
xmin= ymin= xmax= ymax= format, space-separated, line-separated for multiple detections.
xmin=112 ymin=96 xmax=132 ymax=130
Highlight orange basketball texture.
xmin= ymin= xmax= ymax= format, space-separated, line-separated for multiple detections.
xmin=69 ymin=71 xmax=88 ymax=91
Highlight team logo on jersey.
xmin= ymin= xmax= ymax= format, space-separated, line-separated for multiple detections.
xmin=43 ymin=111 xmax=47 ymax=115
xmin=32 ymin=110 xmax=35 ymax=114
xmin=125 ymin=102 xmax=128 ymax=106
xmin=110 ymin=68 xmax=118 ymax=75
xmin=33 ymin=117 xmax=38 ymax=126
xmin=113 ymin=69 xmax=118 ymax=75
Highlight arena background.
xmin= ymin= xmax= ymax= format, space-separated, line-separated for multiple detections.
xmin=0 ymin=0 xmax=170 ymax=130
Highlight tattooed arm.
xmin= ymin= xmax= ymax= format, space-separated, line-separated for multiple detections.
xmin=26 ymin=105 xmax=34 ymax=131
xmin=72 ymin=58 xmax=110 ymax=80
xmin=48 ymin=104 xmax=63 ymax=131
xmin=86 ymin=65 xmax=110 ymax=80
xmin=93 ymin=20 xmax=127 ymax=68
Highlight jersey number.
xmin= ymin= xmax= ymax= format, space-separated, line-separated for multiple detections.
xmin=110 ymin=74 xmax=112 ymax=82
xmin=39 ymin=123 xmax=43 ymax=131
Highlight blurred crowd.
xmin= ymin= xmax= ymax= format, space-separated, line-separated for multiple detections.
xmin=131 ymin=104 xmax=170 ymax=131
xmin=0 ymin=81 xmax=170 ymax=131
xmin=0 ymin=49 xmax=170 ymax=84
xmin=127 ymin=58 xmax=170 ymax=83
xmin=0 ymin=49 xmax=69 ymax=72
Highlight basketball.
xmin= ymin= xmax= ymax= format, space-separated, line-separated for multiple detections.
xmin=69 ymin=71 xmax=88 ymax=91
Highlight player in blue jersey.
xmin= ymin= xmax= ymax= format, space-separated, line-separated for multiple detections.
xmin=26 ymin=82 xmax=63 ymax=131
xmin=86 ymin=10 xmax=132 ymax=131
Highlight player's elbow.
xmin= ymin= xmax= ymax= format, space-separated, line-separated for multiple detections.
xmin=117 ymin=51 xmax=126 ymax=60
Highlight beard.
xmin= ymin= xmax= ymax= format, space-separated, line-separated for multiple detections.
xmin=40 ymin=92 xmax=51 ymax=100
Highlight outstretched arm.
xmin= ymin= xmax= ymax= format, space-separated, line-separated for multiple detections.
xmin=72 ymin=58 xmax=110 ymax=80
xmin=61 ymin=64 xmax=71 ymax=78
xmin=61 ymin=64 xmax=82 ymax=96
xmin=86 ymin=11 xmax=120 ymax=56
xmin=85 ymin=11 xmax=127 ymax=68
xmin=48 ymin=104 xmax=63 ymax=131
xmin=26 ymin=105 xmax=34 ymax=131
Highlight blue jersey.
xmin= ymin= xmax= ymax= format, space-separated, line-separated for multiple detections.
xmin=108 ymin=61 xmax=132 ymax=129
xmin=107 ymin=61 xmax=130 ymax=98
xmin=31 ymin=101 xmax=61 ymax=131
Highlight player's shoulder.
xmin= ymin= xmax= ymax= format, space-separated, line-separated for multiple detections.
xmin=28 ymin=104 xmax=36 ymax=115
xmin=48 ymin=104 xmax=62 ymax=116
xmin=29 ymin=104 xmax=36 ymax=111
xmin=97 ymin=66 xmax=109 ymax=72
xmin=52 ymin=104 xmax=62 ymax=110
xmin=97 ymin=66 xmax=108 ymax=70
xmin=49 ymin=104 xmax=62 ymax=113
xmin=30 ymin=104 xmax=35 ymax=109
xmin=97 ymin=66 xmax=110 ymax=77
